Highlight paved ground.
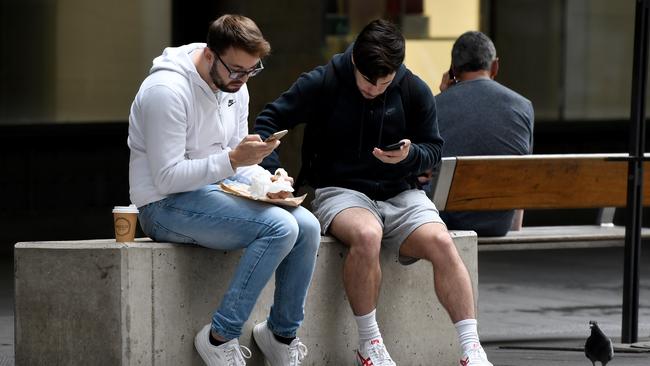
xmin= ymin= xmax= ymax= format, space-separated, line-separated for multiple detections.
xmin=478 ymin=246 xmax=650 ymax=365
xmin=485 ymin=344 xmax=650 ymax=366
xmin=1 ymin=244 xmax=649 ymax=365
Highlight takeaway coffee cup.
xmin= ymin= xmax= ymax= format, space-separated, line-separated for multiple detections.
xmin=112 ymin=205 xmax=139 ymax=242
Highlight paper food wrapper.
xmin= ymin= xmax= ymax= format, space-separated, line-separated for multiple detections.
xmin=219 ymin=181 xmax=307 ymax=207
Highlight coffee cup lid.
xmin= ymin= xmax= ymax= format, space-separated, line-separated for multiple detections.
xmin=112 ymin=204 xmax=139 ymax=214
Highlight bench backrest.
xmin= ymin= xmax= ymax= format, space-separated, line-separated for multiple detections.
xmin=432 ymin=154 xmax=650 ymax=211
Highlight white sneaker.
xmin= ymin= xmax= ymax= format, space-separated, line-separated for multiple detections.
xmin=253 ymin=320 xmax=308 ymax=365
xmin=460 ymin=343 xmax=493 ymax=366
xmin=194 ymin=324 xmax=252 ymax=366
xmin=354 ymin=338 xmax=396 ymax=366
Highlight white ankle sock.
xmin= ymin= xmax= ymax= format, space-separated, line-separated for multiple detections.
xmin=355 ymin=309 xmax=382 ymax=343
xmin=454 ymin=319 xmax=481 ymax=353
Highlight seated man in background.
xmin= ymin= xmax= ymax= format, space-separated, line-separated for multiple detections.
xmin=434 ymin=31 xmax=534 ymax=236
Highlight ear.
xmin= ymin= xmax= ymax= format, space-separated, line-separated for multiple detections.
xmin=204 ymin=47 xmax=215 ymax=63
xmin=490 ymin=58 xmax=499 ymax=79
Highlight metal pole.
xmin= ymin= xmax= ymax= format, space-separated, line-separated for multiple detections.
xmin=622 ymin=0 xmax=649 ymax=344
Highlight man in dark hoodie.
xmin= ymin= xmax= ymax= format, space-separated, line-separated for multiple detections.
xmin=255 ymin=20 xmax=492 ymax=366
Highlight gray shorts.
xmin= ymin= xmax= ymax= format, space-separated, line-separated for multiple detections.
xmin=311 ymin=187 xmax=445 ymax=265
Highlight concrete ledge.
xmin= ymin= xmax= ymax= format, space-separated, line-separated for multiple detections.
xmin=15 ymin=231 xmax=477 ymax=365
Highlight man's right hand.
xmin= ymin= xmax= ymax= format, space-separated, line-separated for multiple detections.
xmin=228 ymin=135 xmax=280 ymax=170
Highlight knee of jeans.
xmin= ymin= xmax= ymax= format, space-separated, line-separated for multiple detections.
xmin=301 ymin=214 xmax=322 ymax=241
xmin=266 ymin=216 xmax=300 ymax=249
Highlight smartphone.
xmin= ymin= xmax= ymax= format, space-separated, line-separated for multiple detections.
xmin=265 ymin=129 xmax=288 ymax=142
xmin=448 ymin=66 xmax=457 ymax=85
xmin=382 ymin=141 xmax=405 ymax=151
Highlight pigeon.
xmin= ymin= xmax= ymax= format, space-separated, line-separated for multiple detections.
xmin=584 ymin=320 xmax=614 ymax=366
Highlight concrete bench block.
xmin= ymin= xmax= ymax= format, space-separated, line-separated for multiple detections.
xmin=15 ymin=231 xmax=477 ymax=365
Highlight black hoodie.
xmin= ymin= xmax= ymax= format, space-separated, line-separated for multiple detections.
xmin=255 ymin=46 xmax=443 ymax=201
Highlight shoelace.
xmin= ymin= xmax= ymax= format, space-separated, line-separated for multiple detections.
xmin=225 ymin=344 xmax=252 ymax=365
xmin=367 ymin=343 xmax=395 ymax=366
xmin=288 ymin=341 xmax=308 ymax=365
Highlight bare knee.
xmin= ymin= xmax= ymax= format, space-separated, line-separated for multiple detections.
xmin=424 ymin=230 xmax=459 ymax=264
xmin=348 ymin=226 xmax=382 ymax=259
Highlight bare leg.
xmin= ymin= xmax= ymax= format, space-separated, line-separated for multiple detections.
xmin=329 ymin=208 xmax=383 ymax=315
xmin=400 ymin=222 xmax=475 ymax=322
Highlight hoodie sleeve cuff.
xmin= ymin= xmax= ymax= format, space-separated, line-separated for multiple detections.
xmin=401 ymin=145 xmax=417 ymax=166
xmin=209 ymin=151 xmax=236 ymax=182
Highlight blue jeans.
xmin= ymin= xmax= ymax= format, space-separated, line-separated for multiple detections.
xmin=138 ymin=184 xmax=321 ymax=339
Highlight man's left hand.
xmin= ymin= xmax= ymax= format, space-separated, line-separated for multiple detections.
xmin=417 ymin=169 xmax=433 ymax=184
xmin=372 ymin=139 xmax=410 ymax=164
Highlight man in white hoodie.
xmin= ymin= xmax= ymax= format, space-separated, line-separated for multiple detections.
xmin=128 ymin=14 xmax=319 ymax=366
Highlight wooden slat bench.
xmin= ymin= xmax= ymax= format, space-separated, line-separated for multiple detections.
xmin=431 ymin=154 xmax=650 ymax=250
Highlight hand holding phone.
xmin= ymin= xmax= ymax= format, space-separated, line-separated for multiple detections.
xmin=373 ymin=139 xmax=410 ymax=164
xmin=265 ymin=129 xmax=288 ymax=143
xmin=439 ymin=65 xmax=457 ymax=92
xmin=381 ymin=141 xmax=405 ymax=151
xmin=229 ymin=134 xmax=279 ymax=169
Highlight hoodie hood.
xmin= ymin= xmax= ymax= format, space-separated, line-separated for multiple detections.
xmin=330 ymin=44 xmax=408 ymax=94
xmin=151 ymin=43 xmax=204 ymax=75
xmin=149 ymin=43 xmax=214 ymax=95
xmin=329 ymin=44 xmax=409 ymax=153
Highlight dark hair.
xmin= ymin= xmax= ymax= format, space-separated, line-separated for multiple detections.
xmin=451 ymin=31 xmax=496 ymax=73
xmin=352 ymin=19 xmax=405 ymax=83
xmin=207 ymin=14 xmax=271 ymax=57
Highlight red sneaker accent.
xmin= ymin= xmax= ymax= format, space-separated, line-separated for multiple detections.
xmin=460 ymin=356 xmax=470 ymax=366
xmin=357 ymin=350 xmax=374 ymax=366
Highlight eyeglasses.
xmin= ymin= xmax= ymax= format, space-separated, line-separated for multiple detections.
xmin=215 ymin=52 xmax=264 ymax=80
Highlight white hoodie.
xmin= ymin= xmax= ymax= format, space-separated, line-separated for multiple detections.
xmin=128 ymin=43 xmax=266 ymax=207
